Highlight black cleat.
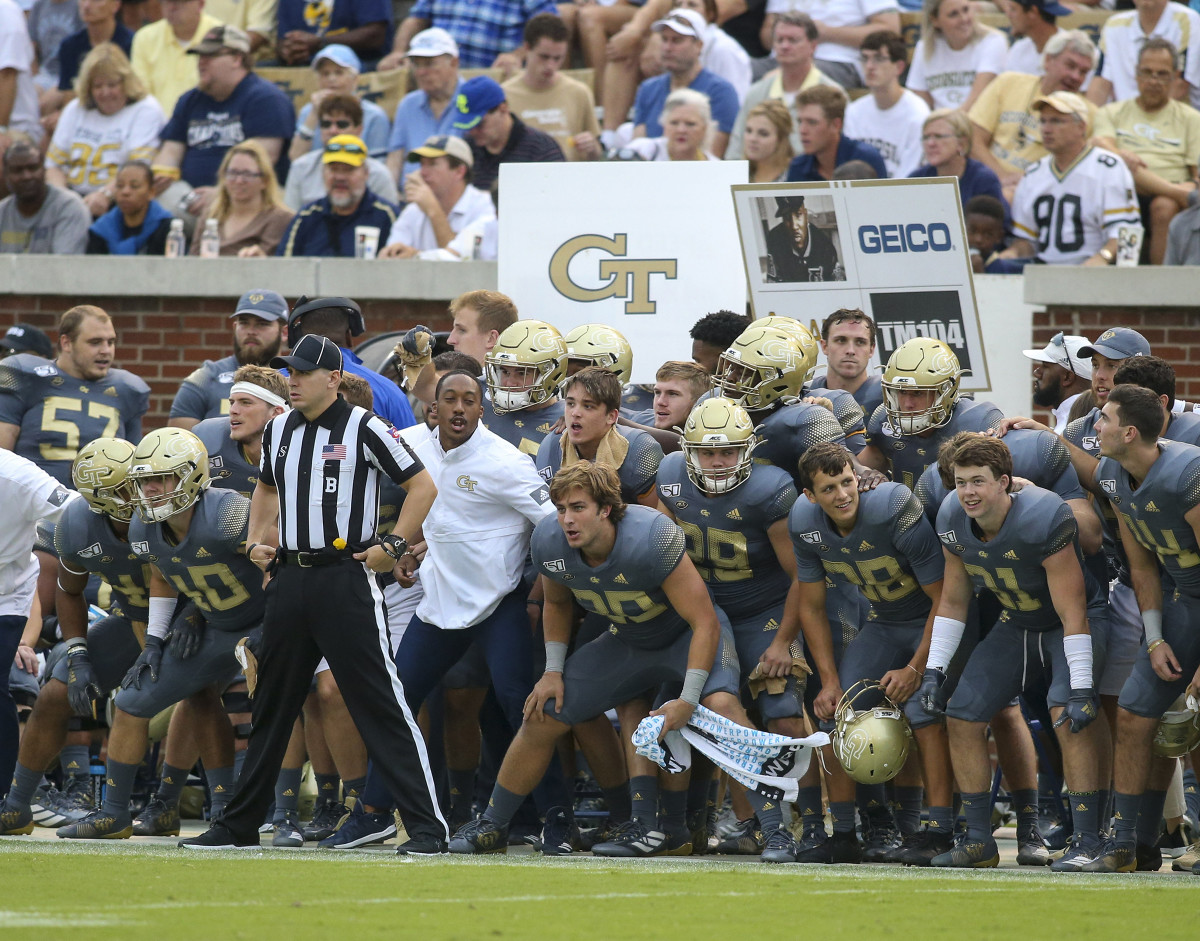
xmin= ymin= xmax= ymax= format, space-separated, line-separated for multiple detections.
xmin=396 ymin=836 xmax=448 ymax=856
xmin=1135 ymin=842 xmax=1162 ymax=872
xmin=1079 ymin=839 xmax=1136 ymax=873
xmin=591 ymin=819 xmax=670 ymax=857
xmin=133 ymin=797 xmax=181 ymax=837
xmin=829 ymin=830 xmax=863 ymax=864
xmin=302 ymin=800 xmax=348 ymax=843
xmin=897 ymin=828 xmax=955 ymax=867
xmin=540 ymin=806 xmax=580 ymax=857
xmin=57 ymin=811 xmax=133 ymax=840
xmin=760 ymin=825 xmax=797 ymax=864
xmin=794 ymin=823 xmax=831 ymax=863
xmin=1016 ymin=825 xmax=1051 ymax=866
xmin=861 ymin=824 xmax=901 ymax=863
xmin=1050 ymin=832 xmax=1100 ymax=872
xmin=179 ymin=823 xmax=260 ymax=850
xmin=449 ymin=816 xmax=509 ymax=854
xmin=931 ymin=836 xmax=999 ymax=868
xmin=713 ymin=817 xmax=763 ymax=855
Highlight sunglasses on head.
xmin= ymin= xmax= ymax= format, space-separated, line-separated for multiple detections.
xmin=326 ymin=140 xmax=366 ymax=156
xmin=1048 ymin=332 xmax=1076 ymax=376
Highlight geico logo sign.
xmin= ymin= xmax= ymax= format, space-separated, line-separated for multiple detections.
xmin=858 ymin=223 xmax=953 ymax=254
xmin=548 ymin=233 xmax=678 ymax=315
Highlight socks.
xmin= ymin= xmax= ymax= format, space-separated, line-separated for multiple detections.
xmin=630 ymin=775 xmax=658 ymax=828
xmin=1012 ymin=787 xmax=1039 ymax=834
xmin=5 ymin=763 xmax=43 ymax=811
xmin=927 ymin=806 xmax=954 ymax=833
xmin=448 ymin=768 xmax=476 ymax=816
xmin=342 ymin=776 xmax=367 ymax=806
xmin=960 ymin=791 xmax=993 ymax=843
xmin=1112 ymin=791 xmax=1139 ymax=847
xmin=313 ymin=772 xmax=340 ymax=806
xmin=1068 ymin=790 xmax=1100 ymax=842
xmin=893 ymin=786 xmax=924 ymax=836
xmin=481 ymin=784 xmax=524 ymax=828
xmin=206 ymin=766 xmax=235 ymax=818
xmin=796 ymin=786 xmax=825 ymax=830
xmin=274 ymin=767 xmax=302 ymax=821
xmin=60 ymin=744 xmax=90 ymax=779
xmin=1137 ymin=789 xmax=1168 ymax=847
xmin=602 ymin=784 xmax=632 ymax=825
xmin=99 ymin=759 xmax=139 ymax=819
xmin=830 ymin=801 xmax=856 ymax=835
xmin=156 ymin=763 xmax=189 ymax=807
xmin=660 ymin=788 xmax=687 ymax=832
xmin=746 ymin=790 xmax=783 ymax=832
xmin=856 ymin=783 xmax=889 ymax=817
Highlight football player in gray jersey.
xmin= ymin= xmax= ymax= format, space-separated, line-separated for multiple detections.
xmin=0 ymin=439 xmax=146 ymax=836
xmin=451 ymin=463 xmax=745 ymax=859
xmin=192 ymin=365 xmax=290 ymax=498
xmin=167 ymin=290 xmax=288 ymax=431
xmin=536 ymin=368 xmax=664 ymax=506
xmin=656 ymin=398 xmax=807 ymax=862
xmin=858 ymin=337 xmax=1004 ymax=490
xmin=1084 ymin=386 xmax=1200 ymax=872
xmin=0 ymin=306 xmax=150 ymax=485
xmin=483 ymin=319 xmax=568 ymax=458
xmin=808 ymin=308 xmax=884 ymax=419
xmin=58 ymin=428 xmax=264 ymax=841
xmin=918 ymin=436 xmax=1105 ymax=871
xmin=792 ymin=443 xmax=954 ymax=866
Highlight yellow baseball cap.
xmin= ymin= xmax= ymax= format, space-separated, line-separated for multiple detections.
xmin=322 ymin=134 xmax=368 ymax=168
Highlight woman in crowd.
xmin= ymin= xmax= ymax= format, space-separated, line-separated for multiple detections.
xmin=741 ymin=99 xmax=794 ymax=183
xmin=86 ymin=161 xmax=174 ymax=255
xmin=45 ymin=43 xmax=165 ymax=218
xmin=908 ymin=108 xmax=1005 ymax=208
xmin=628 ymin=88 xmax=720 ymax=161
xmin=905 ymin=0 xmax=1006 ymax=112
xmin=189 ymin=141 xmax=295 ymax=257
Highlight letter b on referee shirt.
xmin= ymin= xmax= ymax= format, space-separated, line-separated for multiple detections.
xmin=326 ymin=476 xmax=338 ymax=493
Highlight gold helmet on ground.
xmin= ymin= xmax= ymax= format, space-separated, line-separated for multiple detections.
xmin=72 ymin=437 xmax=138 ymax=522
xmin=485 ymin=320 xmax=567 ymax=414
xmin=832 ymin=680 xmax=912 ymax=784
xmin=881 ymin=337 xmax=962 ymax=435
xmin=128 ymin=428 xmax=210 ymax=523
xmin=682 ymin=397 xmax=758 ymax=494
xmin=563 ymin=323 xmax=633 ymax=384
xmin=713 ymin=322 xmax=807 ymax=411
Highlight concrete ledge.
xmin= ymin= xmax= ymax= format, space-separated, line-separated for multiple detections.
xmin=1023 ymin=265 xmax=1199 ymax=308
xmin=1 ymin=255 xmax=498 ymax=301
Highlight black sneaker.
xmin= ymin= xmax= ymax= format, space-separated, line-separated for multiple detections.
xmin=861 ymin=824 xmax=901 ymax=863
xmin=57 ymin=810 xmax=133 ymax=840
xmin=1079 ymin=839 xmax=1136 ymax=872
xmin=1135 ymin=842 xmax=1162 ymax=872
xmin=541 ymin=806 xmax=580 ymax=857
xmin=794 ymin=823 xmax=831 ymax=863
xmin=931 ymin=836 xmax=999 ymax=869
xmin=318 ymin=804 xmax=397 ymax=849
xmin=272 ymin=811 xmax=305 ymax=848
xmin=133 ymin=797 xmax=181 ymax=837
xmin=179 ymin=823 xmax=260 ymax=850
xmin=578 ymin=817 xmax=618 ymax=851
xmin=897 ymin=828 xmax=955 ymax=867
xmin=1016 ymin=824 xmax=1051 ymax=866
xmin=449 ymin=816 xmax=509 ymax=855
xmin=1049 ymin=832 xmax=1100 ymax=872
xmin=1157 ymin=823 xmax=1188 ymax=859
xmin=713 ymin=817 xmax=763 ymax=855
xmin=396 ymin=836 xmax=448 ymax=856
xmin=591 ymin=819 xmax=668 ymax=857
xmin=760 ymin=825 xmax=797 ymax=864
xmin=303 ymin=800 xmax=348 ymax=843
xmin=685 ymin=806 xmax=711 ymax=857
xmin=829 ymin=830 xmax=863 ymax=864
xmin=0 ymin=803 xmax=34 ymax=835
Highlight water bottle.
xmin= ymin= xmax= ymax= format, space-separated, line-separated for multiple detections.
xmin=199 ymin=218 xmax=220 ymax=258
xmin=165 ymin=219 xmax=186 ymax=258
xmin=90 ymin=755 xmax=106 ymax=808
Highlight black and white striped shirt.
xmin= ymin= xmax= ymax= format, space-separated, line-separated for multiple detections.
xmin=260 ymin=396 xmax=424 ymax=552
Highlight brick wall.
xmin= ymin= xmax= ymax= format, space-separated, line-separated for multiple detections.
xmin=1 ymin=298 xmax=453 ymax=426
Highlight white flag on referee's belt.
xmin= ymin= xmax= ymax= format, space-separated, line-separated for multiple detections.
xmin=632 ymin=706 xmax=830 ymax=803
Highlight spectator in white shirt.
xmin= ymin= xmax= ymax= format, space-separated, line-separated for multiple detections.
xmin=1001 ymin=0 xmax=1073 ymax=76
xmin=845 ymin=31 xmax=929 ymax=177
xmin=906 ymin=0 xmax=1007 ymax=111
xmin=0 ymin=0 xmax=42 ymax=151
xmin=762 ymin=0 xmax=901 ymax=89
xmin=380 ymin=134 xmax=495 ymax=259
xmin=674 ymin=0 xmax=753 ymax=103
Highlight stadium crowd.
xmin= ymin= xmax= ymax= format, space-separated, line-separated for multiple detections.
xmin=1 ymin=0 xmax=1199 ymax=262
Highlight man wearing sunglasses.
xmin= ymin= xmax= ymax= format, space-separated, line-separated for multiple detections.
xmin=284 ymin=95 xmax=399 ymax=211
xmin=277 ymin=133 xmax=400 ymax=257
xmin=1022 ymin=332 xmax=1093 ymax=434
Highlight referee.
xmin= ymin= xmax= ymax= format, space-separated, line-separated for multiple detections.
xmin=180 ymin=334 xmax=447 ymax=853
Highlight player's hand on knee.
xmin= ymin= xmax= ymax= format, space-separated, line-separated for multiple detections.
xmin=758 ymin=638 xmax=792 ymax=678
xmin=918 ymin=668 xmax=946 ymax=717
xmin=64 ymin=644 xmax=102 ymax=716
xmin=1150 ymin=641 xmax=1182 ymax=682
xmin=167 ymin=608 xmax=206 ymax=660
xmin=524 ymin=672 xmax=565 ymax=722
xmin=122 ymin=636 xmax=164 ymax=690
xmin=1053 ymin=687 xmax=1098 ymax=734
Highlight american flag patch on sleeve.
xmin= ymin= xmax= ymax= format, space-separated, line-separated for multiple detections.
xmin=322 ymin=444 xmax=347 ymax=461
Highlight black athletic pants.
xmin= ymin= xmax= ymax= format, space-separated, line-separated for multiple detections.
xmin=218 ymin=559 xmax=447 ymax=842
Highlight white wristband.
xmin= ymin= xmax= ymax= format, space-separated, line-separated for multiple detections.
xmin=1142 ymin=610 xmax=1163 ymax=646
xmin=1063 ymin=633 xmax=1093 ymax=689
xmin=545 ymin=641 xmax=568 ymax=674
xmin=147 ymin=597 xmax=174 ymax=640
xmin=925 ymin=616 xmax=966 ymax=672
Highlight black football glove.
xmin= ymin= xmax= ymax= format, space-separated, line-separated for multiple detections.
xmin=1054 ymin=688 xmax=1098 ymax=733
xmin=122 ymin=636 xmax=164 ymax=690
xmin=167 ymin=607 xmax=206 ymax=660
xmin=919 ymin=668 xmax=947 ymax=717
xmin=64 ymin=644 xmax=102 ymax=717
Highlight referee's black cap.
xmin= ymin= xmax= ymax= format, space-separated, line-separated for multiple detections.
xmin=272 ymin=335 xmax=344 ymax=373
xmin=3 ymin=322 xmax=54 ymax=359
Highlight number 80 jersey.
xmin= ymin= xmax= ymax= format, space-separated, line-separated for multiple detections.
xmin=1010 ymin=145 xmax=1140 ymax=266
xmin=0 ymin=353 xmax=150 ymax=486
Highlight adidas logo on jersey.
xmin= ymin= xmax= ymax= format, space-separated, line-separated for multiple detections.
xmin=726 ymin=508 xmax=742 ymax=520
xmin=1144 ymin=501 xmax=1159 ymax=512
xmin=196 ymin=547 xmax=211 ymax=558
xmin=1004 ymin=549 xmax=1019 ymax=560
xmin=858 ymin=540 xmax=874 ymax=551
xmin=614 ymin=573 xmax=628 ymax=584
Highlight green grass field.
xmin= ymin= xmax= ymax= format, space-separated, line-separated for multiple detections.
xmin=1 ymin=834 xmax=1195 ymax=941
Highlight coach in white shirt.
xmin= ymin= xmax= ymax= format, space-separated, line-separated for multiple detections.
xmin=1022 ymin=332 xmax=1093 ymax=434
xmin=380 ymin=135 xmax=495 ymax=260
xmin=845 ymin=31 xmax=929 ymax=177
xmin=0 ymin=450 xmax=77 ymax=790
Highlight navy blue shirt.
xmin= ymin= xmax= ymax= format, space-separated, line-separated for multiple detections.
xmin=909 ymin=158 xmax=1006 ymax=211
xmin=275 ymin=0 xmax=394 ymax=58
xmin=785 ymin=135 xmax=887 ymax=182
xmin=275 ymin=189 xmax=399 ymax=257
xmin=57 ymin=23 xmax=134 ymax=91
xmin=162 ymin=73 xmax=295 ymax=187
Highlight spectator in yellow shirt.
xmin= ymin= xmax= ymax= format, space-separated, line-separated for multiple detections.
xmin=130 ymin=0 xmax=225 ymax=115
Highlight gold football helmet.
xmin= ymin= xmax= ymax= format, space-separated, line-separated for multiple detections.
xmin=128 ymin=428 xmax=210 ymax=523
xmin=832 ymin=680 xmax=912 ymax=784
xmin=1152 ymin=693 xmax=1200 ymax=758
xmin=714 ymin=323 xmax=807 ymax=412
xmin=881 ymin=337 xmax=962 ymax=435
xmin=563 ymin=323 xmax=633 ymax=383
xmin=72 ymin=437 xmax=138 ymax=522
xmin=485 ymin=320 xmax=568 ymax=414
xmin=763 ymin=316 xmax=819 ymax=385
xmin=682 ymin=397 xmax=758 ymax=495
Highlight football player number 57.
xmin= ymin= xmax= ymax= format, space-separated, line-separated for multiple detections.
xmin=40 ymin=396 xmax=121 ymax=461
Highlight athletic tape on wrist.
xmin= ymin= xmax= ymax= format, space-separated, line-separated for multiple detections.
xmin=147 ymin=597 xmax=174 ymax=640
xmin=1142 ymin=610 xmax=1163 ymax=646
xmin=545 ymin=641 xmax=568 ymax=674
xmin=1062 ymin=633 xmax=1093 ymax=690
xmin=926 ymin=616 xmax=966 ymax=672
xmin=680 ymin=668 xmax=708 ymax=706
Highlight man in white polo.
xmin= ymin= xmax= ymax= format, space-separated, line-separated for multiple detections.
xmin=1023 ymin=332 xmax=1094 ymax=433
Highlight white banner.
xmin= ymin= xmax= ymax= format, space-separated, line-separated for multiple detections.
xmin=732 ymin=178 xmax=991 ymax=392
xmin=498 ymin=161 xmax=750 ymax=384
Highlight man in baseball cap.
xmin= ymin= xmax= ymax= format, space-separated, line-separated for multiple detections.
xmin=381 ymin=27 xmax=464 ymax=185
xmin=1022 ymin=332 xmax=1093 ymax=432
xmin=272 ymin=334 xmax=344 ymax=374
xmin=1070 ymin=326 xmax=1151 ymax=408
xmin=452 ymin=76 xmax=564 ymax=191
xmin=1003 ymin=0 xmax=1075 ymax=76
xmin=1 ymin=323 xmax=54 ymax=360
